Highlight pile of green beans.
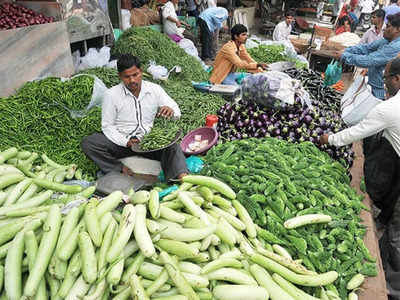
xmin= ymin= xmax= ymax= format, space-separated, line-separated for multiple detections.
xmin=139 ymin=118 xmax=181 ymax=151
xmin=111 ymin=27 xmax=209 ymax=82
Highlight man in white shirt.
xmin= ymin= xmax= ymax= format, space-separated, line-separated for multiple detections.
xmin=82 ymin=54 xmax=188 ymax=180
xmin=320 ymin=57 xmax=400 ymax=228
xmin=320 ymin=58 xmax=400 ymax=156
xmin=359 ymin=9 xmax=386 ymax=44
xmin=162 ymin=0 xmax=195 ymax=42
xmin=273 ymin=10 xmax=295 ymax=42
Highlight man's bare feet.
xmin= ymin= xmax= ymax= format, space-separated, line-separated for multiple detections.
xmin=122 ymin=166 xmax=135 ymax=176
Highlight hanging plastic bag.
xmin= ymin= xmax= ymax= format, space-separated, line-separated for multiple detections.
xmin=324 ymin=60 xmax=342 ymax=86
xmin=341 ymin=75 xmax=382 ymax=125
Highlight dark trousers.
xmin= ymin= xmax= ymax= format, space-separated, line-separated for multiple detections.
xmin=380 ymin=194 xmax=400 ymax=300
xmin=81 ymin=133 xmax=188 ymax=181
xmin=188 ymin=8 xmax=199 ymax=18
xmin=198 ymin=18 xmax=214 ymax=60
xmin=183 ymin=29 xmax=196 ymax=44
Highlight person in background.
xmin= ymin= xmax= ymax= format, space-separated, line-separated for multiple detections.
xmin=385 ymin=0 xmax=400 ymax=22
xmin=198 ymin=7 xmax=228 ymax=63
xmin=334 ymin=12 xmax=400 ymax=100
xmin=162 ymin=0 xmax=196 ymax=42
xmin=186 ymin=0 xmax=199 ymax=18
xmin=360 ymin=9 xmax=386 ymax=43
xmin=320 ymin=57 xmax=400 ymax=299
xmin=273 ymin=10 xmax=295 ymax=41
xmin=82 ymin=54 xmax=188 ymax=181
xmin=210 ymin=24 xmax=267 ymax=85
xmin=335 ymin=15 xmax=353 ymax=34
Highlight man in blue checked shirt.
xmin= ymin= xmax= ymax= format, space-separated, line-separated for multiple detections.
xmin=334 ymin=12 xmax=400 ymax=100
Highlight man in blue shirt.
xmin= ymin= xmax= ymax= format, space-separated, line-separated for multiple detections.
xmin=334 ymin=12 xmax=400 ymax=100
xmin=198 ymin=7 xmax=228 ymax=62
xmin=385 ymin=0 xmax=400 ymax=23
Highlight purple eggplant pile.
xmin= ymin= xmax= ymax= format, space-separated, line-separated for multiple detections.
xmin=216 ymin=69 xmax=355 ymax=168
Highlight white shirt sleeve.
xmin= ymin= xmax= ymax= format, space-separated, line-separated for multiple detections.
xmin=101 ymin=90 xmax=130 ymax=147
xmin=156 ymin=85 xmax=181 ymax=119
xmin=162 ymin=2 xmax=175 ymax=19
xmin=273 ymin=22 xmax=291 ymax=41
xmin=328 ymin=104 xmax=388 ymax=147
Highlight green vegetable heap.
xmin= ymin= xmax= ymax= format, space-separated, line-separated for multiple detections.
xmin=0 ymin=76 xmax=101 ymax=177
xmin=202 ymin=138 xmax=377 ymax=299
xmin=139 ymin=118 xmax=181 ymax=151
xmin=112 ymin=27 xmax=209 ymax=82
xmin=246 ymin=44 xmax=308 ymax=69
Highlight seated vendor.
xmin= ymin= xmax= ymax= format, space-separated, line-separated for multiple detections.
xmin=209 ymin=24 xmax=267 ymax=85
xmin=273 ymin=10 xmax=295 ymax=42
xmin=82 ymin=54 xmax=188 ymax=181
xmin=162 ymin=0 xmax=196 ymax=43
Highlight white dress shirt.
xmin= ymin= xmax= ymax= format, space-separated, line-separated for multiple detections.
xmin=273 ymin=21 xmax=292 ymax=41
xmin=329 ymin=90 xmax=400 ymax=156
xmin=102 ymin=81 xmax=181 ymax=147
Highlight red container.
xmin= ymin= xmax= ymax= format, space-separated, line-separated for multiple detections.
xmin=205 ymin=115 xmax=218 ymax=128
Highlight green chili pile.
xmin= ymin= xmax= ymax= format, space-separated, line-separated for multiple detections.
xmin=202 ymin=138 xmax=377 ymax=299
xmin=111 ymin=27 xmax=209 ymax=82
xmin=0 ymin=76 xmax=101 ymax=177
xmin=77 ymin=67 xmax=121 ymax=88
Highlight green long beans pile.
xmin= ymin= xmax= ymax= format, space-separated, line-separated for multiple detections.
xmin=0 ymin=76 xmax=101 ymax=177
xmin=139 ymin=117 xmax=181 ymax=151
xmin=111 ymin=27 xmax=209 ymax=82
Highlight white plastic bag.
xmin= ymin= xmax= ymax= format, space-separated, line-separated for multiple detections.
xmin=78 ymin=46 xmax=112 ymax=71
xmin=147 ymin=61 xmax=169 ymax=80
xmin=60 ymin=74 xmax=108 ymax=118
xmin=178 ymin=38 xmax=199 ymax=58
xmin=121 ymin=9 xmax=132 ymax=30
xmin=341 ymin=75 xmax=382 ymax=125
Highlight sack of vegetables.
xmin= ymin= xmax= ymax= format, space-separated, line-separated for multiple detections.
xmin=241 ymin=71 xmax=311 ymax=110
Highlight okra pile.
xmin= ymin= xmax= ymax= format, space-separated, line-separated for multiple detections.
xmin=202 ymin=138 xmax=377 ymax=299
xmin=0 ymin=158 xmax=358 ymax=300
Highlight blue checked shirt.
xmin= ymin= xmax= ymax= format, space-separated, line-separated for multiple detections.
xmin=341 ymin=36 xmax=400 ymax=100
